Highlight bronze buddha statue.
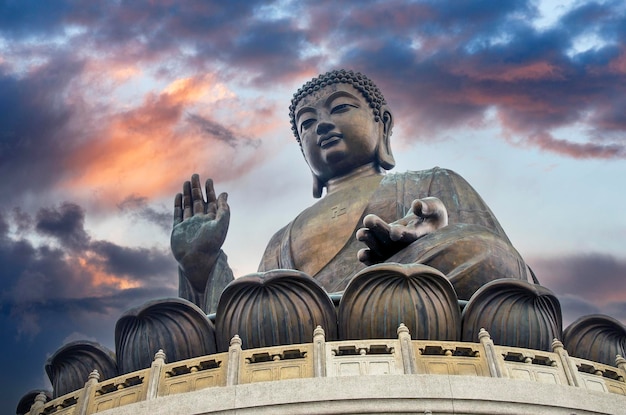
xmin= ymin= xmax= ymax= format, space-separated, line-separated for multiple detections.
xmin=21 ymin=71 xmax=625 ymax=408
xmin=171 ymin=69 xmax=531 ymax=312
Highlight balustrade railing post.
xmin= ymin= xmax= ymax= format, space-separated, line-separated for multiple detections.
xmin=615 ymin=355 xmax=626 ymax=382
xmin=397 ymin=323 xmax=417 ymax=374
xmin=28 ymin=391 xmax=48 ymax=415
xmin=147 ymin=349 xmax=166 ymax=400
xmin=313 ymin=325 xmax=326 ymax=377
xmin=227 ymin=335 xmax=242 ymax=386
xmin=552 ymin=339 xmax=582 ymax=387
xmin=478 ymin=328 xmax=507 ymax=378
xmin=77 ymin=369 xmax=100 ymax=415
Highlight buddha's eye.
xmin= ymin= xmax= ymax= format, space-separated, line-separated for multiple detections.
xmin=300 ymin=118 xmax=315 ymax=132
xmin=331 ymin=103 xmax=356 ymax=114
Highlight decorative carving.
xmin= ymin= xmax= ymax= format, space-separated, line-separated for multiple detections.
xmin=338 ymin=263 xmax=461 ymax=341
xmin=215 ymin=269 xmax=337 ymax=351
xmin=44 ymin=340 xmax=117 ymax=398
xmin=563 ymin=314 xmax=626 ymax=367
xmin=115 ymin=297 xmax=216 ymax=374
xmin=461 ymin=279 xmax=562 ymax=351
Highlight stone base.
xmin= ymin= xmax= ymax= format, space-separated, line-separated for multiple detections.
xmin=98 ymin=374 xmax=625 ymax=415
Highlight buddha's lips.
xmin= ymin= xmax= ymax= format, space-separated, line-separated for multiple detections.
xmin=319 ymin=134 xmax=342 ymax=148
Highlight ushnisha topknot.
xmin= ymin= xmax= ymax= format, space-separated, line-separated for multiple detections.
xmin=289 ymin=69 xmax=388 ymax=143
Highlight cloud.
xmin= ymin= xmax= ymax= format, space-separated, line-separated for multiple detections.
xmin=528 ymin=253 xmax=626 ymax=322
xmin=186 ymin=113 xmax=260 ymax=149
xmin=117 ymin=195 xmax=171 ymax=232
xmin=55 ymin=73 xmax=268 ymax=206
xmin=521 ymin=131 xmax=626 ymax=159
xmin=1 ymin=203 xmax=178 ymax=342
xmin=300 ymin=1 xmax=626 ymax=157
xmin=0 ymin=57 xmax=86 ymax=200
xmin=35 ymin=203 xmax=90 ymax=250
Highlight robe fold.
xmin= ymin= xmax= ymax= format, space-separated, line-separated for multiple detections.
xmin=259 ymin=167 xmax=530 ymax=299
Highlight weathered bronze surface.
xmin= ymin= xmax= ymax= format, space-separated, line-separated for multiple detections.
xmin=563 ymin=314 xmax=626 ymax=367
xmin=215 ymin=269 xmax=338 ymax=352
xmin=461 ymin=279 xmax=562 ymax=351
xmin=338 ymin=263 xmax=461 ymax=340
xmin=171 ymin=70 xmax=531 ymax=313
xmin=45 ymin=340 xmax=117 ymax=398
xmin=115 ymin=297 xmax=216 ymax=374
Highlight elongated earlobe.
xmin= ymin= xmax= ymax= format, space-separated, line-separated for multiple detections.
xmin=312 ymin=174 xmax=324 ymax=198
xmin=377 ymin=110 xmax=395 ymax=170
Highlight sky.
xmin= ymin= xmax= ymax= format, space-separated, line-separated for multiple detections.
xmin=1 ymin=0 xmax=625 ymax=411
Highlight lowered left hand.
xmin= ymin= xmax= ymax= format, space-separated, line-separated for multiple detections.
xmin=356 ymin=197 xmax=448 ymax=265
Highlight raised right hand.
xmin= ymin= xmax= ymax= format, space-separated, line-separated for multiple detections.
xmin=171 ymin=174 xmax=230 ymax=292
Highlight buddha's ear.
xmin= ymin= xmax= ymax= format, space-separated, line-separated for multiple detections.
xmin=312 ymin=173 xmax=324 ymax=198
xmin=377 ymin=108 xmax=395 ymax=170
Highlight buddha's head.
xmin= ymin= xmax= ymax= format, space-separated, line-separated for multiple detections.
xmin=289 ymin=70 xmax=395 ymax=198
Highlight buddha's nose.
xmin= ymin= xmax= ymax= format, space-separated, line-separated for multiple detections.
xmin=316 ymin=120 xmax=334 ymax=135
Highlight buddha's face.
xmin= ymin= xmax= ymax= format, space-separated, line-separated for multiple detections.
xmin=295 ymin=83 xmax=383 ymax=183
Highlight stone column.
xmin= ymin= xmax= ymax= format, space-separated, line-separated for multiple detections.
xmin=397 ymin=324 xmax=417 ymax=374
xmin=313 ymin=325 xmax=326 ymax=377
xmin=227 ymin=335 xmax=242 ymax=386
xmin=77 ymin=370 xmax=100 ymax=415
xmin=478 ymin=328 xmax=507 ymax=378
xmin=552 ymin=339 xmax=581 ymax=387
xmin=146 ymin=349 xmax=166 ymax=400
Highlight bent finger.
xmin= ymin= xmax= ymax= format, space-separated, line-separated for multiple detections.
xmin=363 ymin=214 xmax=393 ymax=245
xmin=356 ymin=227 xmax=388 ymax=256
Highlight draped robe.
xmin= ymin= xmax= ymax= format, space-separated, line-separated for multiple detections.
xmin=259 ymin=167 xmax=530 ymax=300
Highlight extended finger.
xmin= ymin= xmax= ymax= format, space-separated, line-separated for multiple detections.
xmin=205 ymin=179 xmax=217 ymax=218
xmin=191 ymin=174 xmax=205 ymax=214
xmin=173 ymin=193 xmax=183 ymax=226
xmin=215 ymin=192 xmax=230 ymax=223
xmin=205 ymin=178 xmax=217 ymax=204
xmin=183 ymin=181 xmax=193 ymax=219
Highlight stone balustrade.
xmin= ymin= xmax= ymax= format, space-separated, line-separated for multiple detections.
xmin=30 ymin=326 xmax=626 ymax=415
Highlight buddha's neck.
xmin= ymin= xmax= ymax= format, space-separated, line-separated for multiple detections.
xmin=325 ymin=163 xmax=384 ymax=195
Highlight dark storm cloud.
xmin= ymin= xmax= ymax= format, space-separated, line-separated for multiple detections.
xmin=1 ymin=203 xmax=177 ymax=340
xmin=0 ymin=57 xmax=86 ymax=199
xmin=187 ymin=113 xmax=260 ymax=149
xmin=530 ymin=253 xmax=626 ymax=302
xmin=1 ymin=203 xmax=177 ymax=409
xmin=90 ymin=240 xmax=174 ymax=280
xmin=117 ymin=195 xmax=171 ymax=232
xmin=3 ymin=0 xmax=624 ymax=161
xmin=306 ymin=0 xmax=626 ymax=157
xmin=0 ymin=0 xmax=73 ymax=38
xmin=222 ymin=18 xmax=321 ymax=84
xmin=528 ymin=253 xmax=626 ymax=326
xmin=36 ymin=203 xmax=90 ymax=250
